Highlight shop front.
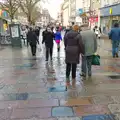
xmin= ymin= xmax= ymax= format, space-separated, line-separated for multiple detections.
xmin=100 ymin=3 xmax=120 ymax=34
xmin=89 ymin=16 xmax=98 ymax=28
xmin=0 ymin=9 xmax=9 ymax=35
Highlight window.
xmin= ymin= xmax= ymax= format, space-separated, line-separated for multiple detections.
xmin=106 ymin=0 xmax=109 ymax=4
xmin=113 ymin=0 xmax=119 ymax=3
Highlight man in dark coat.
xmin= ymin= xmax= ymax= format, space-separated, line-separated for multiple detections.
xmin=27 ymin=27 xmax=39 ymax=56
xmin=42 ymin=27 xmax=54 ymax=61
xmin=35 ymin=27 xmax=40 ymax=39
xmin=64 ymin=25 xmax=84 ymax=89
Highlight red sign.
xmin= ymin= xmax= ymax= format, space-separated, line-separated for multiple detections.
xmin=89 ymin=17 xmax=98 ymax=23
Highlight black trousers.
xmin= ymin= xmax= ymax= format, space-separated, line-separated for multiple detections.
xmin=66 ymin=63 xmax=77 ymax=79
xmin=46 ymin=46 xmax=53 ymax=60
xmin=30 ymin=45 xmax=36 ymax=56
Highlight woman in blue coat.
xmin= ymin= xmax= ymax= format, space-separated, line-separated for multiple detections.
xmin=54 ymin=28 xmax=62 ymax=52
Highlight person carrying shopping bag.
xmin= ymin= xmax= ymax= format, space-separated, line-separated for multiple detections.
xmin=54 ymin=27 xmax=62 ymax=52
xmin=64 ymin=25 xmax=84 ymax=90
xmin=80 ymin=26 xmax=97 ymax=80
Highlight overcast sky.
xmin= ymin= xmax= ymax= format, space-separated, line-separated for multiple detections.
xmin=42 ymin=0 xmax=64 ymax=19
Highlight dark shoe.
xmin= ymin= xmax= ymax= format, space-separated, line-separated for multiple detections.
xmin=50 ymin=57 xmax=52 ymax=60
xmin=81 ymin=76 xmax=86 ymax=81
xmin=46 ymin=59 xmax=48 ymax=61
xmin=116 ymin=53 xmax=118 ymax=58
xmin=57 ymin=48 xmax=60 ymax=52
xmin=80 ymin=73 xmax=86 ymax=77
xmin=88 ymin=72 xmax=92 ymax=77
xmin=65 ymin=77 xmax=71 ymax=91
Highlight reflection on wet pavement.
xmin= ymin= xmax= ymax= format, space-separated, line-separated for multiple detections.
xmin=0 ymin=39 xmax=119 ymax=119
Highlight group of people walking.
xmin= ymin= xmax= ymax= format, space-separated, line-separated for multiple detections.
xmin=25 ymin=22 xmax=120 ymax=91
xmin=42 ymin=27 xmax=62 ymax=61
xmin=41 ymin=25 xmax=97 ymax=90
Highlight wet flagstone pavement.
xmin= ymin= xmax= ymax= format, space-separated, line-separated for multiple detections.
xmin=1 ymin=39 xmax=120 ymax=119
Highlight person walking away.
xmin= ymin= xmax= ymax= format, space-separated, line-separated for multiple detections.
xmin=109 ymin=23 xmax=120 ymax=58
xmin=42 ymin=28 xmax=47 ymax=41
xmin=25 ymin=27 xmax=29 ymax=46
xmin=65 ymin=26 xmax=71 ymax=35
xmin=42 ymin=27 xmax=54 ymax=61
xmin=64 ymin=25 xmax=84 ymax=89
xmin=95 ymin=26 xmax=99 ymax=38
xmin=80 ymin=26 xmax=97 ymax=80
xmin=54 ymin=28 xmax=62 ymax=52
xmin=27 ymin=27 xmax=39 ymax=56
xmin=35 ymin=27 xmax=40 ymax=40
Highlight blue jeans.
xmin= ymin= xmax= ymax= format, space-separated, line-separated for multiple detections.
xmin=112 ymin=40 xmax=119 ymax=57
xmin=82 ymin=56 xmax=93 ymax=77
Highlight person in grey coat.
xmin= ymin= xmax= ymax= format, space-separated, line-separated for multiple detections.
xmin=64 ymin=25 xmax=84 ymax=89
xmin=80 ymin=27 xmax=97 ymax=80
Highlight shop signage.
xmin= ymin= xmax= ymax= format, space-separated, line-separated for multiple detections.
xmin=109 ymin=8 xmax=112 ymax=15
xmin=89 ymin=17 xmax=98 ymax=23
xmin=0 ymin=9 xmax=8 ymax=18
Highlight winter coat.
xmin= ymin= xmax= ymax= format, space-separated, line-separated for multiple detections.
xmin=27 ymin=31 xmax=39 ymax=45
xmin=42 ymin=31 xmax=54 ymax=48
xmin=81 ymin=30 xmax=97 ymax=56
xmin=64 ymin=30 xmax=84 ymax=64
xmin=54 ymin=31 xmax=62 ymax=40
xmin=35 ymin=29 xmax=40 ymax=37
xmin=109 ymin=28 xmax=120 ymax=41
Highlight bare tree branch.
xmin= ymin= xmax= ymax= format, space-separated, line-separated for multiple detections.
xmin=0 ymin=0 xmax=20 ymax=22
xmin=19 ymin=0 xmax=43 ymax=24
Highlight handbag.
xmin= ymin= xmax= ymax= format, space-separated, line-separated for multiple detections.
xmin=92 ymin=54 xmax=100 ymax=66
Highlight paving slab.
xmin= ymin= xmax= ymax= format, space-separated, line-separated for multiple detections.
xmin=0 ymin=109 xmax=12 ymax=119
xmin=52 ymin=107 xmax=74 ymax=117
xmin=115 ymin=114 xmax=120 ymax=120
xmin=12 ymin=118 xmax=57 ymax=120
xmin=28 ymin=93 xmax=52 ymax=99
xmin=74 ymin=105 xmax=110 ymax=116
xmin=60 ymin=97 xmax=93 ymax=106
xmin=108 ymin=104 xmax=120 ymax=114
xmin=82 ymin=114 xmax=115 ymax=120
xmin=92 ymin=95 xmax=114 ymax=104
xmin=17 ymin=99 xmax=59 ymax=108
xmin=111 ymin=96 xmax=120 ymax=103
xmin=58 ymin=117 xmax=82 ymax=120
xmin=48 ymin=86 xmax=66 ymax=92
xmin=11 ymin=108 xmax=52 ymax=119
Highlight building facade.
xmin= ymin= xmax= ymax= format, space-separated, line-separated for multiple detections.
xmin=62 ymin=0 xmax=69 ymax=26
xmin=69 ymin=0 xmax=76 ymax=24
xmin=62 ymin=0 xmax=84 ymax=26
xmin=100 ymin=0 xmax=120 ymax=34
xmin=41 ymin=9 xmax=50 ymax=26
xmin=81 ymin=0 xmax=100 ymax=27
